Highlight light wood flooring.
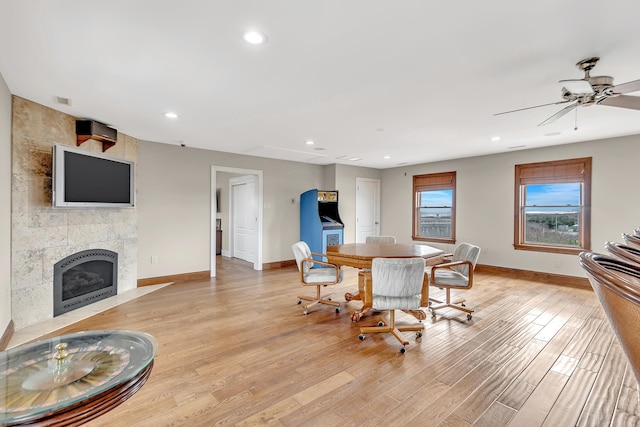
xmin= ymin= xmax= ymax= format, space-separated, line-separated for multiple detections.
xmin=32 ymin=258 xmax=640 ymax=426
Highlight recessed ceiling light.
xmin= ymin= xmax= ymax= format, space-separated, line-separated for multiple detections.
xmin=490 ymin=136 xmax=501 ymax=142
xmin=544 ymin=132 xmax=562 ymax=137
xmin=305 ymin=140 xmax=315 ymax=145
xmin=164 ymin=112 xmax=179 ymax=119
xmin=384 ymin=155 xmax=391 ymax=159
xmin=243 ymin=31 xmax=268 ymax=45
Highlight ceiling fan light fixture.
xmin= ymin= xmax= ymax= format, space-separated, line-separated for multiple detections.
xmin=560 ymin=79 xmax=594 ymax=95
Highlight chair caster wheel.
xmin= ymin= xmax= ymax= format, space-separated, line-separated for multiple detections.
xmin=378 ymin=321 xmax=385 ymax=327
xmin=461 ymin=303 xmax=466 ymax=307
xmin=303 ymin=310 xmax=308 ymax=315
xmin=358 ymin=334 xmax=365 ymax=341
xmin=416 ymin=331 xmax=422 ymax=338
xmin=298 ymin=300 xmax=302 ymax=304
xmin=467 ymin=314 xmax=472 ymax=321
xmin=335 ymin=307 xmax=340 ymax=313
xmin=400 ymin=346 xmax=406 ymax=354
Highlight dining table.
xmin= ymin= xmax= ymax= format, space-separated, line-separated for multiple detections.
xmin=325 ymin=243 xmax=445 ymax=321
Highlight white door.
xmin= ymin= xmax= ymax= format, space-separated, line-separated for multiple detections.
xmin=231 ymin=176 xmax=257 ymax=263
xmin=355 ymin=178 xmax=381 ymax=243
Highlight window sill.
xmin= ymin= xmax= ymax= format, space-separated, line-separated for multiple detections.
xmin=413 ymin=236 xmax=456 ymax=245
xmin=513 ymin=243 xmax=587 ymax=255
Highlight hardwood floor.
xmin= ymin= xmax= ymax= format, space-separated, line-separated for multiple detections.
xmin=33 ymin=258 xmax=639 ymax=426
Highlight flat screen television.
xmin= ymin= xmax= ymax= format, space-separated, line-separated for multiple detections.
xmin=52 ymin=144 xmax=136 ymax=208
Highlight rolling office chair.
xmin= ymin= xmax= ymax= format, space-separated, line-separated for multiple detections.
xmin=429 ymin=242 xmax=481 ymax=321
xmin=358 ymin=257 xmax=428 ymax=353
xmin=579 ymin=251 xmax=640 ymax=395
xmin=291 ymin=241 xmax=343 ymax=315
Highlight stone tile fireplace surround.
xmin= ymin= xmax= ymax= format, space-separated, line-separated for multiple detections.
xmin=11 ymin=97 xmax=138 ymax=329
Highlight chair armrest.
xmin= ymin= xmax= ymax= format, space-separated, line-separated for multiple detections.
xmin=303 ymin=257 xmax=340 ymax=269
xmin=430 ymin=260 xmax=474 ymax=284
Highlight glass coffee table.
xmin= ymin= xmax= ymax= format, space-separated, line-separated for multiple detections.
xmin=1 ymin=330 xmax=157 ymax=426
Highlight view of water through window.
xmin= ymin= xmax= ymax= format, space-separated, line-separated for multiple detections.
xmin=524 ymin=183 xmax=581 ymax=246
xmin=418 ymin=189 xmax=453 ymax=238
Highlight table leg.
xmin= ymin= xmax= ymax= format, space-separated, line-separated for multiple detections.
xmin=350 ymin=271 xmax=372 ymax=322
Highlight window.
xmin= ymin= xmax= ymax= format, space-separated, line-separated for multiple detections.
xmin=514 ymin=157 xmax=591 ymax=254
xmin=413 ymin=171 xmax=456 ymax=243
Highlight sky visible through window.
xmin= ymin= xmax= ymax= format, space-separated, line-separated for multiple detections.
xmin=420 ymin=189 xmax=452 ymax=215
xmin=525 ymin=183 xmax=580 ymax=213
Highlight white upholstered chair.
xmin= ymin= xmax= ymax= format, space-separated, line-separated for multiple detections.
xmin=291 ymin=241 xmax=343 ymax=315
xmin=365 ymin=236 xmax=396 ymax=244
xmin=358 ymin=257 xmax=428 ymax=353
xmin=429 ymin=242 xmax=481 ymax=321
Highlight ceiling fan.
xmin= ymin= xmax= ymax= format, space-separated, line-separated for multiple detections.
xmin=495 ymin=57 xmax=640 ymax=126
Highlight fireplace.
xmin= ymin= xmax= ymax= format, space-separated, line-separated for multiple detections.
xmin=53 ymin=249 xmax=118 ymax=316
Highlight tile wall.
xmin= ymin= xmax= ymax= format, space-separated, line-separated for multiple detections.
xmin=11 ymin=97 xmax=138 ymax=329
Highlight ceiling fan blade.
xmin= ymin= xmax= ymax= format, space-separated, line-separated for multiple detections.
xmin=494 ymin=100 xmax=572 ymax=116
xmin=559 ymin=79 xmax=593 ymax=95
xmin=611 ymin=79 xmax=640 ymax=95
xmin=538 ymin=103 xmax=578 ymax=126
xmin=599 ymin=95 xmax=640 ymax=110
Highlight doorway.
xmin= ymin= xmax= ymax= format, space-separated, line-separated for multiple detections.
xmin=211 ymin=166 xmax=263 ymax=277
xmin=230 ymin=175 xmax=257 ymax=263
xmin=355 ymin=177 xmax=381 ymax=243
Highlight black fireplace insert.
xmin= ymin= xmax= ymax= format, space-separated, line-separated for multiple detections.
xmin=53 ymin=249 xmax=118 ymax=316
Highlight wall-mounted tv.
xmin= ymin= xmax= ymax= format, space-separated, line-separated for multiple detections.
xmin=52 ymin=144 xmax=136 ymax=208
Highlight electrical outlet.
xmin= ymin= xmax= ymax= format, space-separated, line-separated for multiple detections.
xmin=151 ymin=255 xmax=158 ymax=264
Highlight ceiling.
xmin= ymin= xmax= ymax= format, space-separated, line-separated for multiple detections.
xmin=2 ymin=1 xmax=640 ymax=169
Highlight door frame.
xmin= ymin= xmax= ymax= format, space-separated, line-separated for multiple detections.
xmin=211 ymin=166 xmax=263 ymax=276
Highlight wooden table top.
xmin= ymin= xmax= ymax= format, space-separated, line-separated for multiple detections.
xmin=326 ymin=243 xmax=444 ymax=269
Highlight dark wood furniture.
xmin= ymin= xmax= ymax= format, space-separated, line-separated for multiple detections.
xmin=1 ymin=330 xmax=157 ymax=426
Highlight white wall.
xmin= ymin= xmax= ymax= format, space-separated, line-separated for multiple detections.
xmin=381 ymin=135 xmax=640 ymax=277
xmin=0 ymin=73 xmax=11 ymax=334
xmin=137 ymin=142 xmax=327 ymax=278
